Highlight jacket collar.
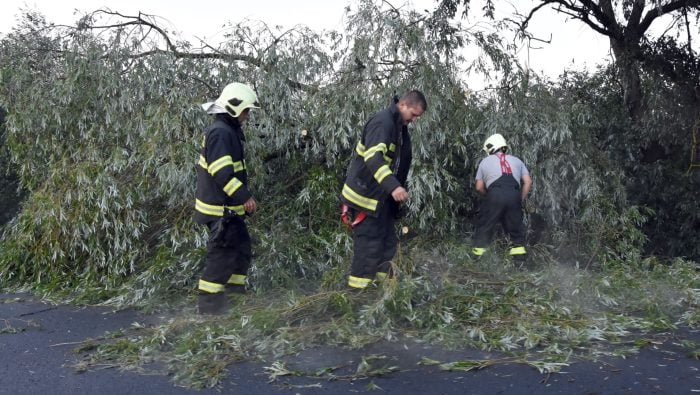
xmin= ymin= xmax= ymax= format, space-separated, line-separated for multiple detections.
xmin=389 ymin=103 xmax=402 ymax=126
xmin=215 ymin=113 xmax=246 ymax=141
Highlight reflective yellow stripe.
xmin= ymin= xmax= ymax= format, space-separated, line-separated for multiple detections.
xmin=199 ymin=155 xmax=245 ymax=173
xmin=348 ymin=275 xmax=372 ymax=289
xmin=223 ymin=178 xmax=243 ymax=196
xmin=342 ymin=184 xmax=378 ymax=211
xmin=357 ymin=142 xmax=392 ymax=162
xmin=198 ymin=279 xmax=225 ymax=293
xmin=472 ymin=247 xmax=486 ymax=256
xmin=509 ymin=246 xmax=527 ymax=255
xmin=208 ymin=155 xmax=234 ymax=176
xmin=198 ymin=155 xmax=208 ymax=169
xmin=195 ymin=199 xmax=224 ymax=216
xmin=227 ymin=274 xmax=246 ymax=285
xmin=195 ymin=199 xmax=245 ymax=216
xmin=357 ymin=142 xmax=394 ymax=154
xmin=363 ymin=143 xmax=388 ymax=162
xmin=375 ymin=272 xmax=388 ymax=282
xmin=374 ymin=165 xmax=392 ymax=183
xmin=383 ymin=145 xmax=393 ymax=162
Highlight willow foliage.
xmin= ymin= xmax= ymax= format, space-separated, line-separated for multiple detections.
xmin=0 ymin=2 xmax=696 ymax=307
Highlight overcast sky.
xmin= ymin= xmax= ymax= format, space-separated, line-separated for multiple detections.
xmin=1 ymin=0 xmax=612 ymax=85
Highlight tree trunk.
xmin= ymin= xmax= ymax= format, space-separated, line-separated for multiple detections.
xmin=610 ymin=39 xmax=643 ymax=121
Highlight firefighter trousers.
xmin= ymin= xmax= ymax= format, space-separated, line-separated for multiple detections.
xmin=198 ymin=214 xmax=252 ymax=294
xmin=473 ymin=176 xmax=526 ymax=252
xmin=348 ymin=201 xmax=397 ymax=289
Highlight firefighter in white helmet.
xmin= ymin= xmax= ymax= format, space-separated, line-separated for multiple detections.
xmin=471 ymin=133 xmax=532 ymax=263
xmin=194 ymin=82 xmax=260 ymax=314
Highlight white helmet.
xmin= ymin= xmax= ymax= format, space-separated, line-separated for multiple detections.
xmin=483 ymin=133 xmax=508 ymax=154
xmin=214 ymin=82 xmax=260 ymax=117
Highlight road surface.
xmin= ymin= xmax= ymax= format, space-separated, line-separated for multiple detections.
xmin=1 ymin=293 xmax=698 ymax=394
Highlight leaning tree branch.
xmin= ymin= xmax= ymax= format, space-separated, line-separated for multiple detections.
xmin=519 ymin=0 xmax=558 ymax=31
xmin=518 ymin=0 xmax=618 ymax=42
xmin=382 ymin=0 xmax=401 ymax=18
xmin=638 ymin=0 xmax=700 ymax=35
xmin=263 ymin=26 xmax=302 ymax=54
xmin=513 ymin=1 xmax=572 ymax=48
xmin=83 ymin=9 xmax=317 ymax=93
xmin=577 ymin=0 xmax=622 ymax=39
xmin=191 ymin=76 xmax=218 ymax=96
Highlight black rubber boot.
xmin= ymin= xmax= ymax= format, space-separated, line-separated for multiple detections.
xmin=197 ymin=292 xmax=228 ymax=315
xmin=512 ymin=254 xmax=528 ymax=269
xmin=225 ymin=284 xmax=247 ymax=295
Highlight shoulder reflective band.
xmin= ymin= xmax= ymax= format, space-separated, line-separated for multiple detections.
xmin=356 ymin=141 xmax=393 ymax=163
xmin=208 ymin=155 xmax=234 ymax=176
xmin=200 ymin=155 xmax=246 ymax=174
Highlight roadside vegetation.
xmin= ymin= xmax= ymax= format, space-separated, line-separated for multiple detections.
xmin=1 ymin=0 xmax=698 ymax=388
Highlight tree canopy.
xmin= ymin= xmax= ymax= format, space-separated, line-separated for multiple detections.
xmin=0 ymin=0 xmax=698 ymax=303
xmin=0 ymin=0 xmax=698 ymax=388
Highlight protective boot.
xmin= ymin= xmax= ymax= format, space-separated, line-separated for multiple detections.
xmin=512 ymin=253 xmax=529 ymax=269
xmin=225 ymin=284 xmax=247 ymax=295
xmin=471 ymin=247 xmax=487 ymax=260
xmin=508 ymin=245 xmax=527 ymax=268
xmin=376 ymin=261 xmax=396 ymax=283
xmin=197 ymin=291 xmax=228 ymax=315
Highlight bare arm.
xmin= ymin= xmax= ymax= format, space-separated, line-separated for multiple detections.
xmin=475 ymin=180 xmax=487 ymax=196
xmin=520 ymin=175 xmax=532 ymax=201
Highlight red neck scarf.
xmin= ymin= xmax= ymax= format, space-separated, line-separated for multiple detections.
xmin=496 ymin=152 xmax=512 ymax=175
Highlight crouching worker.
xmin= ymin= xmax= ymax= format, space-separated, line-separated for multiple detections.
xmin=194 ymin=83 xmax=260 ymax=314
xmin=472 ymin=133 xmax=532 ymax=263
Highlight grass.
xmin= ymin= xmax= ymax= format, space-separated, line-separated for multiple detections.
xmin=1 ymin=318 xmax=40 ymax=334
xmin=68 ymin=240 xmax=700 ymax=389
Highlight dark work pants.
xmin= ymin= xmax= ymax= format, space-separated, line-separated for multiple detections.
xmin=351 ymin=201 xmax=397 ymax=280
xmin=473 ymin=176 xmax=525 ymax=248
xmin=199 ymin=217 xmax=252 ymax=292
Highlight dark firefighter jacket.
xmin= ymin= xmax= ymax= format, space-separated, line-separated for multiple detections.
xmin=194 ymin=114 xmax=252 ymax=225
xmin=341 ymin=102 xmax=412 ymax=217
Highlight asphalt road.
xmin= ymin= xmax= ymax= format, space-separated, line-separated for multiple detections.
xmin=1 ymin=293 xmax=698 ymax=394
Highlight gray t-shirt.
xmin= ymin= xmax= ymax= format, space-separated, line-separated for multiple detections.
xmin=475 ymin=154 xmax=530 ymax=188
